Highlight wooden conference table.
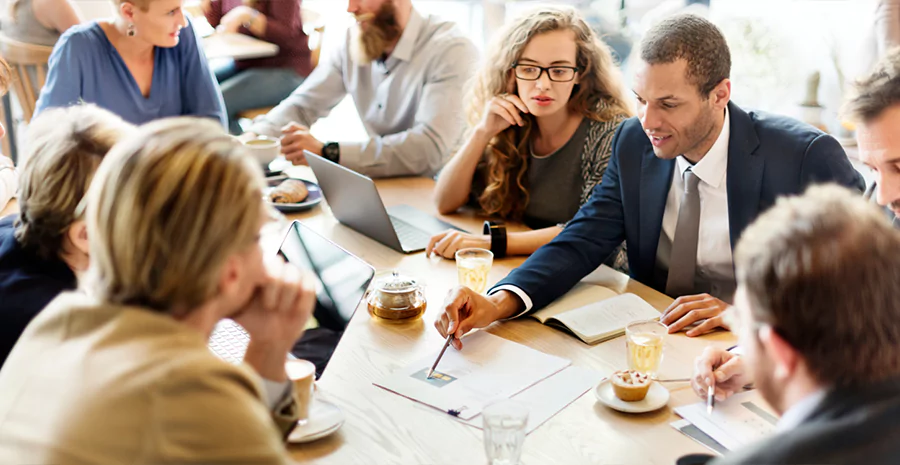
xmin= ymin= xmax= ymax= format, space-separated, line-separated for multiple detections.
xmin=281 ymin=167 xmax=736 ymax=465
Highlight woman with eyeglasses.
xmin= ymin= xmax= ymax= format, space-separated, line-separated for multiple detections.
xmin=426 ymin=6 xmax=632 ymax=260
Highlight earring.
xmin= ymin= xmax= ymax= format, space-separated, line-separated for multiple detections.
xmin=127 ymin=23 xmax=136 ymax=37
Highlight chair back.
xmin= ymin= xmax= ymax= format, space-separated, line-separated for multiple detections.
xmin=0 ymin=33 xmax=53 ymax=122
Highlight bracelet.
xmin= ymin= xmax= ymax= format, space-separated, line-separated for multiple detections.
xmin=483 ymin=220 xmax=507 ymax=258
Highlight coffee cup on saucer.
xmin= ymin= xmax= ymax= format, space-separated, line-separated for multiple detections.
xmin=243 ymin=135 xmax=281 ymax=169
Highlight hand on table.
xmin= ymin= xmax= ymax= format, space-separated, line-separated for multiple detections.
xmin=434 ymin=288 xmax=520 ymax=350
xmin=692 ymin=346 xmax=753 ymax=402
xmin=425 ymin=230 xmax=490 ymax=259
xmin=233 ymin=260 xmax=317 ymax=380
xmin=661 ymin=293 xmax=730 ymax=337
xmin=218 ymin=6 xmax=256 ymax=34
xmin=280 ymin=122 xmax=324 ymax=165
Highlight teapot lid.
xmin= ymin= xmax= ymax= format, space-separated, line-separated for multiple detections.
xmin=372 ymin=270 xmax=420 ymax=294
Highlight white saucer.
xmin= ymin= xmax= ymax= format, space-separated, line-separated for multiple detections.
xmin=288 ymin=398 xmax=345 ymax=443
xmin=594 ymin=379 xmax=670 ymax=413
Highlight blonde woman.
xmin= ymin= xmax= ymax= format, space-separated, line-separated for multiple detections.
xmin=427 ymin=6 xmax=632 ymax=259
xmin=0 ymin=105 xmax=133 ymax=368
xmin=34 ymin=0 xmax=226 ymax=126
xmin=0 ymin=118 xmax=314 ymax=463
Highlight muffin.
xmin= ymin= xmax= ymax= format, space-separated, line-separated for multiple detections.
xmin=611 ymin=370 xmax=651 ymax=402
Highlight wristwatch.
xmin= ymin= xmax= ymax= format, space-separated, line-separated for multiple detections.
xmin=322 ymin=141 xmax=340 ymax=163
xmin=483 ymin=220 xmax=507 ymax=258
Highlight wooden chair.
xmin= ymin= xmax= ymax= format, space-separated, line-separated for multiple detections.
xmin=0 ymin=33 xmax=53 ymax=123
xmin=236 ymin=11 xmax=325 ymax=131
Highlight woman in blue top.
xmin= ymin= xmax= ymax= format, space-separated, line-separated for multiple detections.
xmin=35 ymin=0 xmax=226 ymax=126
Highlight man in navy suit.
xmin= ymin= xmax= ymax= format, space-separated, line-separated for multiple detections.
xmin=434 ymin=14 xmax=864 ymax=347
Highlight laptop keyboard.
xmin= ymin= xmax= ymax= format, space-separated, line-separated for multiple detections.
xmin=389 ymin=215 xmax=431 ymax=248
xmin=208 ymin=319 xmax=250 ymax=364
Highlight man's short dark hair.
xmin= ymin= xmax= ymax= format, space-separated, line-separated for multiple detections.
xmin=844 ymin=48 xmax=900 ymax=124
xmin=735 ymin=185 xmax=900 ymax=388
xmin=640 ymin=14 xmax=731 ymax=96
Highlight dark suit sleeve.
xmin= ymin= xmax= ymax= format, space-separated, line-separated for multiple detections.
xmin=800 ymin=134 xmax=865 ymax=192
xmin=492 ymin=123 xmax=629 ymax=314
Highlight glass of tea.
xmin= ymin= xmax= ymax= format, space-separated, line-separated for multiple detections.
xmin=455 ymin=248 xmax=493 ymax=294
xmin=625 ymin=319 xmax=666 ymax=378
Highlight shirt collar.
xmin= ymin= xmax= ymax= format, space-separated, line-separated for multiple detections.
xmin=676 ymin=106 xmax=730 ymax=189
xmin=776 ymin=389 xmax=827 ymax=432
xmin=388 ymin=8 xmax=423 ymax=63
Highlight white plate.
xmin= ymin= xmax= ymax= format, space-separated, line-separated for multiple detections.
xmin=594 ymin=379 xmax=670 ymax=413
xmin=288 ymin=398 xmax=345 ymax=443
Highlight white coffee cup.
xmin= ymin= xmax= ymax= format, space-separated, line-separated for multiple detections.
xmin=243 ymin=136 xmax=281 ymax=168
xmin=285 ymin=359 xmax=316 ymax=424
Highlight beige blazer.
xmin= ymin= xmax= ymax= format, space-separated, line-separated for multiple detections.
xmin=0 ymin=292 xmax=298 ymax=464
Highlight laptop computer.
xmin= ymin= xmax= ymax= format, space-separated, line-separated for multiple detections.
xmin=208 ymin=220 xmax=375 ymax=378
xmin=304 ymin=151 xmax=463 ymax=253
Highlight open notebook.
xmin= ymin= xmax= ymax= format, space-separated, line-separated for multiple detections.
xmin=530 ymin=283 xmax=661 ymax=344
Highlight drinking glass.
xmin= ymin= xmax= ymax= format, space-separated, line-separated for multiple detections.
xmin=482 ymin=400 xmax=528 ymax=465
xmin=456 ymin=248 xmax=493 ymax=294
xmin=625 ymin=319 xmax=667 ymax=378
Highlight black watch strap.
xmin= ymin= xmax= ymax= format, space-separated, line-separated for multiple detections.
xmin=483 ymin=220 xmax=507 ymax=258
xmin=323 ymin=141 xmax=340 ymax=163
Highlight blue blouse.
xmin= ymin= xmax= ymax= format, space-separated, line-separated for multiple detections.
xmin=35 ymin=19 xmax=226 ymax=127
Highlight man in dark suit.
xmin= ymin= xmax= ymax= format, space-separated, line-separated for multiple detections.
xmin=434 ymin=14 xmax=864 ymax=347
xmin=690 ymin=186 xmax=900 ymax=465
xmin=848 ymin=48 xmax=900 ymax=226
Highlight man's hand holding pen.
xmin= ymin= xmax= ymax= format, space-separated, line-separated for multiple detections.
xmin=692 ymin=346 xmax=754 ymax=405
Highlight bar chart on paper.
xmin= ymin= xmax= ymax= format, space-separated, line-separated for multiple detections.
xmin=674 ymin=390 xmax=780 ymax=451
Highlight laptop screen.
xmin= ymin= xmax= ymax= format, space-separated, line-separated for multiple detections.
xmin=278 ymin=221 xmax=374 ymax=377
xmin=209 ymin=221 xmax=374 ymax=379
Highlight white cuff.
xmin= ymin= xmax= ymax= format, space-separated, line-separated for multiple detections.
xmin=489 ymin=285 xmax=533 ymax=319
xmin=261 ymin=378 xmax=292 ymax=410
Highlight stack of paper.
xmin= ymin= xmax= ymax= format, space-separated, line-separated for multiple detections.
xmin=374 ymin=332 xmax=601 ymax=431
xmin=672 ymin=390 xmax=780 ymax=453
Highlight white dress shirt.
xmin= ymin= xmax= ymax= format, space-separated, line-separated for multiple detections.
xmin=495 ymin=108 xmax=734 ymax=315
xmin=658 ymin=106 xmax=735 ymax=299
xmin=249 ymin=9 xmax=478 ymax=178
xmin=0 ymin=156 xmax=17 ymax=211
xmin=776 ymin=389 xmax=826 ymax=432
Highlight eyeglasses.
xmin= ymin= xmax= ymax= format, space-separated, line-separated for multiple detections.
xmin=512 ymin=64 xmax=580 ymax=82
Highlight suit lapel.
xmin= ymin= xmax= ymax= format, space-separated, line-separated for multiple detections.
xmin=725 ymin=102 xmax=763 ymax=250
xmin=638 ymin=146 xmax=674 ymax=268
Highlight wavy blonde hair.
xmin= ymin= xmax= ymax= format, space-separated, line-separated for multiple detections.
xmin=468 ymin=6 xmax=632 ymax=219
xmin=82 ymin=118 xmax=266 ymax=315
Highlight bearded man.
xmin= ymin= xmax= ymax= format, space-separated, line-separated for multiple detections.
xmin=245 ymin=0 xmax=478 ymax=178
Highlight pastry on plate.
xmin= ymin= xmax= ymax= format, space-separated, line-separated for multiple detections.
xmin=269 ymin=179 xmax=309 ymax=204
xmin=611 ymin=370 xmax=651 ymax=402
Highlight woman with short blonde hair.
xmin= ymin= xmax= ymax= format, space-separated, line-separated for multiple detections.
xmin=0 ymin=117 xmax=315 ymax=464
xmin=428 ymin=6 xmax=632 ymax=259
xmin=0 ymin=104 xmax=133 ymax=368
xmin=34 ymin=0 xmax=225 ymax=125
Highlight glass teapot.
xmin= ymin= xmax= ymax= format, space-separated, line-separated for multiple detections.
xmin=365 ymin=270 xmax=427 ymax=322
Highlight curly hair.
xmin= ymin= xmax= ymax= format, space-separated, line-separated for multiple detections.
xmin=467 ymin=5 xmax=632 ymax=219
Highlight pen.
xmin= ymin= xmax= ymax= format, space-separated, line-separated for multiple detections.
xmin=707 ymin=383 xmax=715 ymax=415
xmin=427 ymin=335 xmax=454 ymax=379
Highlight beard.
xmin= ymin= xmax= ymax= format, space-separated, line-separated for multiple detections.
xmin=351 ymin=1 xmax=402 ymax=65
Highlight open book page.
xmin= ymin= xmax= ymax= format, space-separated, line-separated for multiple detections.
xmin=530 ymin=283 xmax=619 ymax=323
xmin=373 ymin=331 xmax=571 ymax=420
xmin=674 ymin=390 xmax=779 ymax=451
xmin=550 ymin=293 xmax=660 ymax=343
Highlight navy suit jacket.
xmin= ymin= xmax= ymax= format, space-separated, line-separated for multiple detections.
xmin=495 ymin=102 xmax=865 ymax=312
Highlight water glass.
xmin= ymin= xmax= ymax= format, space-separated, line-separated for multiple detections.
xmin=625 ymin=319 xmax=667 ymax=378
xmin=482 ymin=400 xmax=528 ymax=465
xmin=456 ymin=248 xmax=493 ymax=294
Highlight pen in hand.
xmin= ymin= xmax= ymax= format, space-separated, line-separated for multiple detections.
xmin=707 ymin=379 xmax=715 ymax=415
xmin=427 ymin=335 xmax=454 ymax=379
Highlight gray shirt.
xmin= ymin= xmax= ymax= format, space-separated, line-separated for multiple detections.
xmin=1 ymin=0 xmax=60 ymax=47
xmin=249 ymin=8 xmax=478 ymax=178
xmin=524 ymin=118 xmax=590 ymax=229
